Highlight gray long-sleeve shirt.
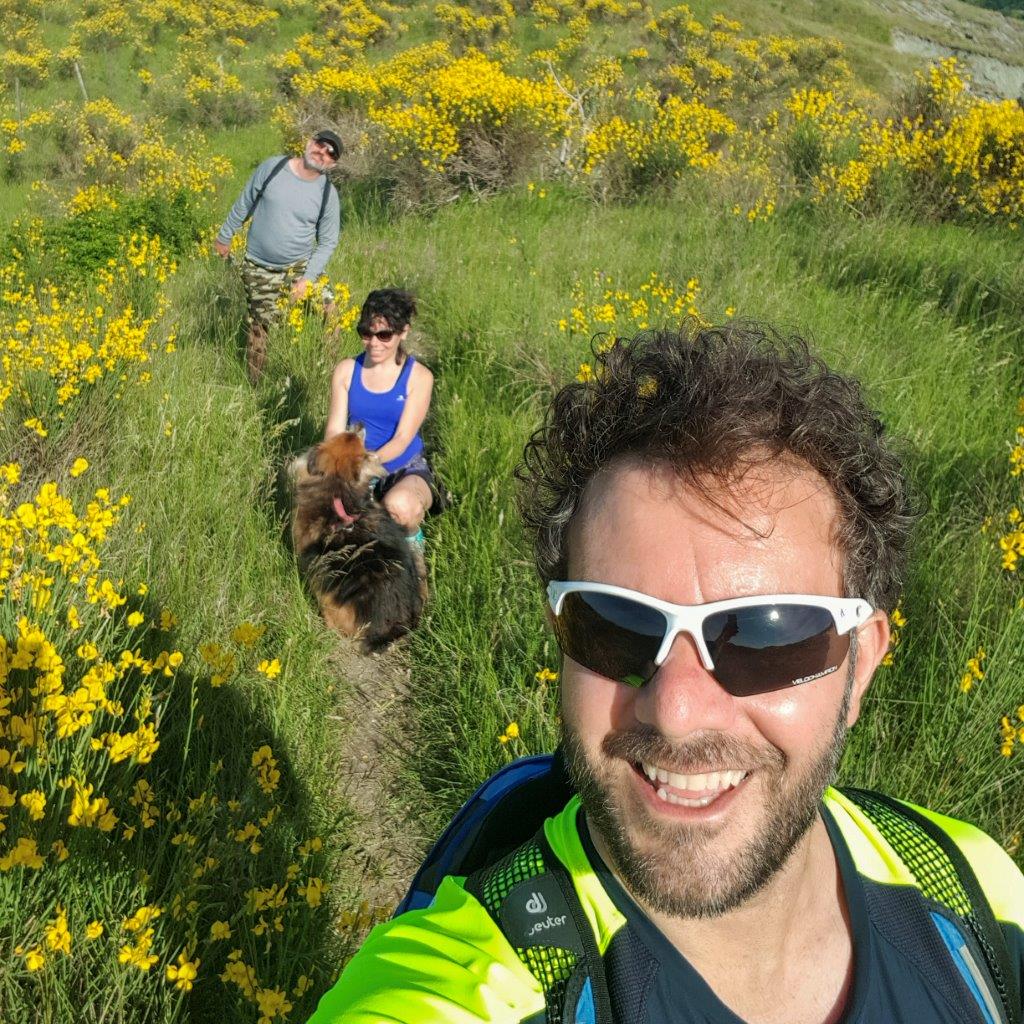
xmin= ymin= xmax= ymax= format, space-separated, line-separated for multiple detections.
xmin=217 ymin=156 xmax=341 ymax=281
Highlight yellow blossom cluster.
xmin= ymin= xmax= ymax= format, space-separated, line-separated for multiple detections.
xmin=0 ymin=465 xmax=328 ymax=1009
xmin=53 ymin=98 xmax=232 ymax=201
xmin=998 ymin=402 xmax=1024 ymax=571
xmin=435 ymin=0 xmax=515 ymax=45
xmin=558 ymin=269 xmax=709 ymax=343
xmin=880 ymin=606 xmax=907 ymax=668
xmin=0 ymin=108 xmax=53 ymax=163
xmin=369 ymin=49 xmax=570 ymax=174
xmin=787 ymin=60 xmax=1024 ymax=226
xmin=0 ymin=23 xmax=51 ymax=87
xmin=959 ymin=647 xmax=986 ymax=693
xmin=282 ymin=277 xmax=360 ymax=336
xmin=999 ymin=707 xmax=1024 ymax=758
xmin=0 ymin=231 xmax=175 ymax=419
xmin=498 ymin=721 xmax=520 ymax=744
xmin=580 ymin=87 xmax=735 ymax=191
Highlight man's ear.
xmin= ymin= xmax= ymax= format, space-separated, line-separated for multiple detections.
xmin=846 ymin=609 xmax=891 ymax=727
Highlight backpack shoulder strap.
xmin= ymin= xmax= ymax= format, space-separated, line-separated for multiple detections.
xmin=244 ymin=156 xmax=289 ymax=223
xmin=465 ymin=827 xmax=614 ymax=1024
xmin=315 ymin=175 xmax=333 ymax=236
xmin=396 ymin=753 xmax=571 ymax=915
xmin=841 ymin=787 xmax=1020 ymax=1024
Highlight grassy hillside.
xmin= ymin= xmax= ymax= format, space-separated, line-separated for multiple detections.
xmin=0 ymin=0 xmax=1022 ymax=1020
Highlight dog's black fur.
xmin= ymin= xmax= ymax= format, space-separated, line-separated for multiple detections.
xmin=292 ymin=434 xmax=424 ymax=650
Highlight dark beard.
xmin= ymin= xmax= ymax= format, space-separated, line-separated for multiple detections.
xmin=562 ymin=685 xmax=851 ymax=919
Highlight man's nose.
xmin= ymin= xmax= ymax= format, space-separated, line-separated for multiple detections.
xmin=633 ymin=631 xmax=739 ymax=738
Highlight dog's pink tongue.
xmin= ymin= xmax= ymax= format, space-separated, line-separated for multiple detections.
xmin=332 ymin=497 xmax=353 ymax=523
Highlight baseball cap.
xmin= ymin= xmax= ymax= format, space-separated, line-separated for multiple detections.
xmin=313 ymin=129 xmax=343 ymax=160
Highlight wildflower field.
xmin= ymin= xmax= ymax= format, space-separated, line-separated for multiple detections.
xmin=0 ymin=0 xmax=1022 ymax=1020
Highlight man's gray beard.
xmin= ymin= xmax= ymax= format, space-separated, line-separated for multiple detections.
xmin=302 ymin=154 xmax=327 ymax=173
xmin=562 ymin=679 xmax=852 ymax=919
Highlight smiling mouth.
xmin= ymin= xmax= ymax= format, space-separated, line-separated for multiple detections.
xmin=635 ymin=761 xmax=750 ymax=808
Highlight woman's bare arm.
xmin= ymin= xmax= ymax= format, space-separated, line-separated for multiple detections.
xmin=324 ymin=359 xmax=355 ymax=440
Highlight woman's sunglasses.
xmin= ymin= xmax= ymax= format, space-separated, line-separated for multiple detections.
xmin=358 ymin=328 xmax=397 ymax=342
xmin=547 ymin=581 xmax=872 ymax=696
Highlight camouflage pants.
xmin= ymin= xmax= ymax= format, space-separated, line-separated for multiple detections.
xmin=240 ymin=256 xmax=307 ymax=331
xmin=239 ymin=257 xmax=336 ymax=382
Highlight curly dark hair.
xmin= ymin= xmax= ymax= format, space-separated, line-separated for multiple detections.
xmin=357 ymin=289 xmax=417 ymax=333
xmin=517 ymin=322 xmax=916 ymax=611
xmin=357 ymin=289 xmax=418 ymax=364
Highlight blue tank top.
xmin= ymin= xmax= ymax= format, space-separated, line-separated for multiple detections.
xmin=347 ymin=352 xmax=424 ymax=473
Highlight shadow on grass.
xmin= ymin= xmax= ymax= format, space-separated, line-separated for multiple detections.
xmin=114 ymin=601 xmax=345 ymax=1021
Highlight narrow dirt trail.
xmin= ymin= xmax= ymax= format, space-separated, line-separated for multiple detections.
xmin=328 ymin=641 xmax=431 ymax=933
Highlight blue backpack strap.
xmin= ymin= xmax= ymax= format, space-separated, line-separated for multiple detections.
xmin=396 ymin=753 xmax=570 ymax=915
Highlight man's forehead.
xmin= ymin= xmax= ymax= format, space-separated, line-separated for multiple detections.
xmin=569 ymin=456 xmax=843 ymax=580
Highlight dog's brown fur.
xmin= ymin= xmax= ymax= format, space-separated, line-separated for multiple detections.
xmin=291 ymin=432 xmax=425 ymax=650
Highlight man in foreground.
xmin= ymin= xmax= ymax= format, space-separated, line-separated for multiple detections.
xmin=215 ymin=130 xmax=342 ymax=382
xmin=311 ymin=324 xmax=1024 ymax=1023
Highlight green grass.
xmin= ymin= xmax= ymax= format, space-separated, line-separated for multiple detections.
xmin=280 ymin=191 xmax=1024 ymax=843
xmin=3 ymin=0 xmax=1024 ymax=1017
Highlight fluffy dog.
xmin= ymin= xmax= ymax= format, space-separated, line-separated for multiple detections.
xmin=291 ymin=431 xmax=425 ymax=650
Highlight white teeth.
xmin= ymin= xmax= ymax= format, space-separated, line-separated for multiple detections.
xmin=656 ymin=787 xmax=720 ymax=808
xmin=641 ymin=763 xmax=748 ymax=797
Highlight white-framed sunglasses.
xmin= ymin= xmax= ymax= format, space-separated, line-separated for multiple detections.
xmin=547 ymin=581 xmax=872 ymax=695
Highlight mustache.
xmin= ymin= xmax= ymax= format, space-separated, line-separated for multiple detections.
xmin=600 ymin=727 xmax=785 ymax=775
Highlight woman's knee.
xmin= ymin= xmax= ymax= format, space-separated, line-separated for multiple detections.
xmin=383 ymin=489 xmax=424 ymax=531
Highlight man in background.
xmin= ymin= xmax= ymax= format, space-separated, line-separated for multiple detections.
xmin=215 ymin=130 xmax=342 ymax=382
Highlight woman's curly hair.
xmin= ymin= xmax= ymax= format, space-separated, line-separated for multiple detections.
xmin=517 ymin=322 xmax=917 ymax=610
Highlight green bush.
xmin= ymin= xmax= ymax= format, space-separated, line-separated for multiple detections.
xmin=2 ymin=191 xmax=205 ymax=283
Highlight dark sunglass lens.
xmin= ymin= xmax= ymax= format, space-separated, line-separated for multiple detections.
xmin=553 ymin=591 xmax=664 ymax=687
xmin=703 ymin=604 xmax=849 ymax=696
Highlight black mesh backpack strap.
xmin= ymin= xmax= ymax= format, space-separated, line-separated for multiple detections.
xmin=243 ymin=157 xmax=289 ymax=223
xmin=842 ymin=787 xmax=1020 ymax=1024
xmin=465 ymin=829 xmax=613 ymax=1024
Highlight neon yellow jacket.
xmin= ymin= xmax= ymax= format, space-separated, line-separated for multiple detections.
xmin=309 ymin=789 xmax=1024 ymax=1023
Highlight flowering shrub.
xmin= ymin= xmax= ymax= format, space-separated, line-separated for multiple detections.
xmin=274 ymin=2 xmax=1023 ymax=226
xmin=49 ymin=100 xmax=231 ymax=202
xmin=774 ymin=59 xmax=1024 ymax=225
xmin=556 ymin=269 xmax=730 ymax=382
xmin=159 ymin=67 xmax=264 ymax=129
xmin=0 ymin=229 xmax=176 ymax=433
xmin=0 ymin=470 xmax=332 ymax=1020
xmin=580 ymin=88 xmax=736 ymax=198
xmin=370 ymin=49 xmax=569 ymax=196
